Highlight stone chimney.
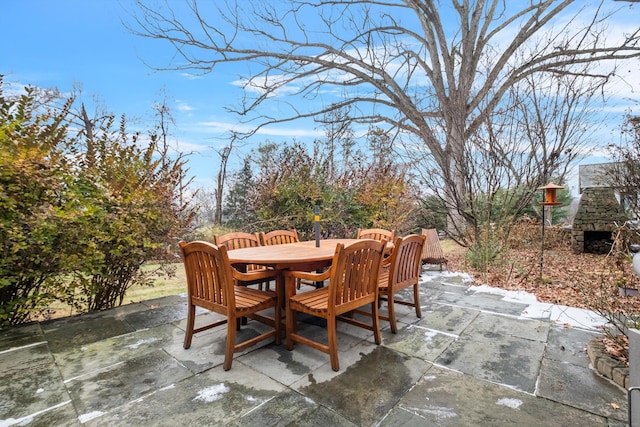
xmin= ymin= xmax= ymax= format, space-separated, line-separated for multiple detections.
xmin=571 ymin=187 xmax=627 ymax=254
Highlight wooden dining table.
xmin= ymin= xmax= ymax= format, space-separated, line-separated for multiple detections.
xmin=228 ymin=238 xmax=359 ymax=271
xmin=227 ymin=238 xmax=361 ymax=302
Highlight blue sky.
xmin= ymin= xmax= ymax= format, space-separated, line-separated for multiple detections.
xmin=1 ymin=0 xmax=322 ymax=188
xmin=2 ymin=1 xmax=639 ymax=193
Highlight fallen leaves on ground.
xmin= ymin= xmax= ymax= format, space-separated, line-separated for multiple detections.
xmin=602 ymin=334 xmax=629 ymax=366
xmin=447 ymin=242 xmax=640 ymax=313
xmin=443 ymin=225 xmax=640 ymax=365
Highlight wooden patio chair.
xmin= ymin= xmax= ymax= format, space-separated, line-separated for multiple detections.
xmin=259 ymin=229 xmax=314 ymax=289
xmin=179 ymin=241 xmax=281 ymax=370
xmin=377 ymin=234 xmax=426 ymax=333
xmin=214 ymin=231 xmax=262 ymax=250
xmin=357 ymin=228 xmax=396 ymax=242
xmin=214 ymin=232 xmax=277 ymax=289
xmin=284 ymin=239 xmax=386 ymax=371
xmin=259 ymin=229 xmax=299 ymax=246
xmin=421 ymin=228 xmax=448 ymax=271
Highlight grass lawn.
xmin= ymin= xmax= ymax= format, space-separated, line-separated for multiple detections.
xmin=440 ymin=238 xmax=466 ymax=255
xmin=39 ymin=263 xmax=187 ymax=320
xmin=124 ymin=263 xmax=187 ymax=303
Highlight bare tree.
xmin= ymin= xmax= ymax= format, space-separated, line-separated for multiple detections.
xmin=127 ymin=0 xmax=640 ymax=237
xmin=608 ymin=114 xmax=640 ymax=218
xmin=410 ymin=60 xmax=607 ymax=244
xmin=214 ymin=135 xmax=235 ymax=225
xmin=150 ymin=96 xmax=197 ymax=234
xmin=192 ymin=186 xmax=216 ymax=227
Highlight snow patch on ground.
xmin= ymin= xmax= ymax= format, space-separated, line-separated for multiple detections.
xmin=127 ymin=337 xmax=160 ymax=349
xmin=408 ymin=405 xmax=458 ymax=420
xmin=424 ymin=330 xmax=440 ymax=342
xmin=193 ymin=383 xmax=230 ymax=403
xmin=0 ymin=401 xmax=73 ymax=427
xmin=467 ymin=284 xmax=607 ymax=330
xmin=78 ymin=411 xmax=105 ymax=423
xmin=159 ymin=384 xmax=176 ymax=391
xmin=422 ymin=271 xmax=474 ymax=283
xmin=496 ymin=397 xmax=523 ymax=409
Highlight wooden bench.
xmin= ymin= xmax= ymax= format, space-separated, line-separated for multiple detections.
xmin=421 ymin=228 xmax=448 ymax=271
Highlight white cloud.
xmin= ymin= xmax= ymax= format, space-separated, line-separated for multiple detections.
xmin=180 ymin=72 xmax=203 ymax=80
xmin=198 ymin=120 xmax=324 ymax=138
xmin=230 ymin=74 xmax=303 ymax=98
xmin=175 ymin=140 xmax=212 ymax=153
xmin=176 ymin=100 xmax=195 ymax=111
xmin=3 ymin=81 xmax=29 ymax=97
xmin=130 ymin=131 xmax=210 ymax=154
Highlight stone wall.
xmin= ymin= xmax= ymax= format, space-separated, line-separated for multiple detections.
xmin=571 ymin=187 xmax=627 ymax=253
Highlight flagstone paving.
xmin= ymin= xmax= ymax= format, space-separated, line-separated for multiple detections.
xmin=0 ymin=269 xmax=628 ymax=426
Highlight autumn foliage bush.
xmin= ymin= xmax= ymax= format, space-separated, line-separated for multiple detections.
xmin=0 ymin=82 xmax=191 ymax=325
xmin=225 ymin=127 xmax=423 ymax=239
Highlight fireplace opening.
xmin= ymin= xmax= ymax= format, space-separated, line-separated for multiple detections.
xmin=584 ymin=231 xmax=613 ymax=254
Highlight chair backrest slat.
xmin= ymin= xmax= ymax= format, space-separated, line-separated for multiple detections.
xmin=214 ymin=232 xmax=261 ymax=250
xmin=357 ymin=228 xmax=396 ymax=242
xmin=329 ymin=240 xmax=385 ymax=308
xmin=180 ymin=240 xmax=234 ymax=309
xmin=389 ymin=235 xmax=426 ymax=290
xmin=260 ymin=229 xmax=299 ymax=246
xmin=214 ymin=232 xmax=263 ymax=273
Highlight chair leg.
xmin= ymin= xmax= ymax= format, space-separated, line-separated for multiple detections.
xmin=371 ymin=301 xmax=382 ymax=344
xmin=327 ymin=316 xmax=339 ymax=371
xmin=413 ymin=283 xmax=422 ymax=318
xmin=183 ymin=303 xmax=195 ymax=349
xmin=286 ymin=307 xmax=297 ymax=350
xmin=387 ymin=292 xmax=397 ymax=334
xmin=274 ymin=296 xmax=282 ymax=346
xmin=223 ymin=316 xmax=237 ymax=371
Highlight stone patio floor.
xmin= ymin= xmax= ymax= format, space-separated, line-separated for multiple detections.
xmin=0 ymin=269 xmax=629 ymax=426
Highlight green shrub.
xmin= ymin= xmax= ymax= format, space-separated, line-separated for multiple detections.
xmin=465 ymin=234 xmax=503 ymax=271
xmin=0 ymin=85 xmax=82 ymax=324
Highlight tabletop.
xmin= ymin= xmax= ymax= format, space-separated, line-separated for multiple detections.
xmin=227 ymin=238 xmax=361 ymax=269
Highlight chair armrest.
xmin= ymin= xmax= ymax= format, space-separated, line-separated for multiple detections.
xmin=232 ymin=268 xmax=279 ymax=282
xmin=284 ymin=269 xmax=331 ymax=282
xmin=381 ymin=255 xmax=392 ymax=268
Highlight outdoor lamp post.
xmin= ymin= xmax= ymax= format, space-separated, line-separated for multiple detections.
xmin=314 ymin=201 xmax=321 ymax=248
xmin=538 ymin=182 xmax=564 ymax=280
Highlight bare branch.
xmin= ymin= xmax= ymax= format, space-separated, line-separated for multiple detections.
xmin=127 ymin=0 xmax=640 ymax=237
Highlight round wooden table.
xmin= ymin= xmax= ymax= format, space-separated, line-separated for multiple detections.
xmin=228 ymin=239 xmax=362 ymax=302
xmin=227 ymin=238 xmax=361 ymax=271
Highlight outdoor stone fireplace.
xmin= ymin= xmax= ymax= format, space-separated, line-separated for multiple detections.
xmin=571 ymin=187 xmax=626 ymax=254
